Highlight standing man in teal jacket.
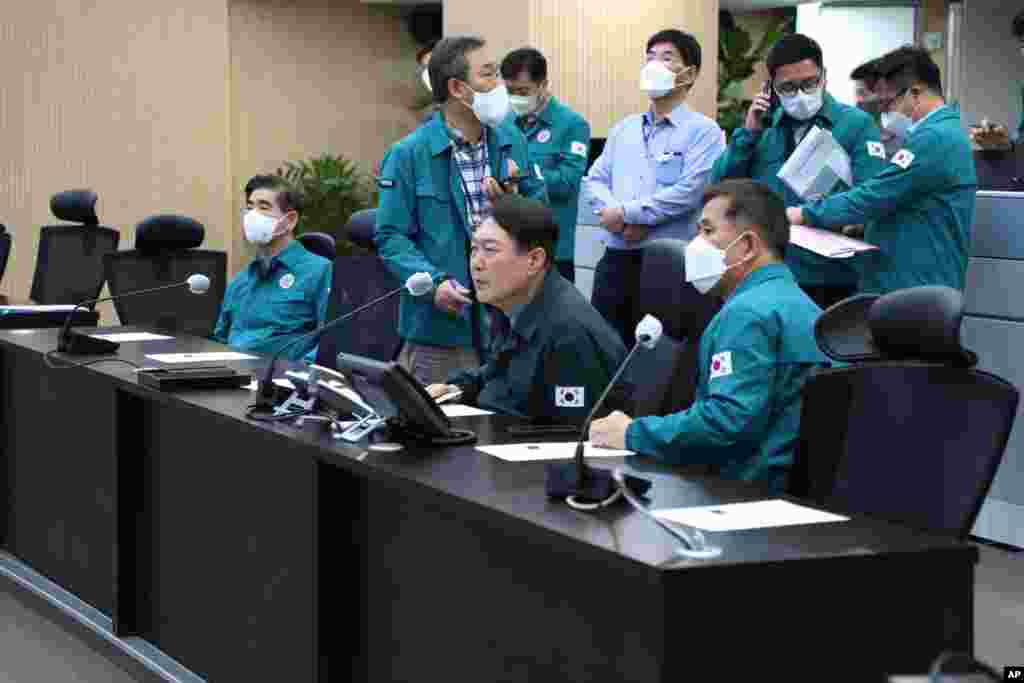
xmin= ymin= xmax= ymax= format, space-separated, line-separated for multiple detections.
xmin=375 ymin=35 xmax=548 ymax=385
xmin=710 ymin=34 xmax=887 ymax=308
xmin=788 ymin=47 xmax=976 ymax=293
xmin=501 ymin=47 xmax=590 ymax=283
xmin=590 ymin=180 xmax=828 ymax=493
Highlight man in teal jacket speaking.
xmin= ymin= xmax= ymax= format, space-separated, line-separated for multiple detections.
xmin=375 ymin=35 xmax=548 ymax=385
xmin=788 ymin=47 xmax=976 ymax=293
xmin=590 ymin=180 xmax=828 ymax=494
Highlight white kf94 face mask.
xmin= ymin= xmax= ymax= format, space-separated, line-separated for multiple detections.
xmin=684 ymin=232 xmax=752 ymax=294
xmin=243 ymin=210 xmax=282 ymax=246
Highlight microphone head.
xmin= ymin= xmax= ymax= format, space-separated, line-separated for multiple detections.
xmin=187 ymin=274 xmax=211 ymax=294
xmin=635 ymin=314 xmax=663 ymax=349
xmin=406 ymin=272 xmax=435 ymax=297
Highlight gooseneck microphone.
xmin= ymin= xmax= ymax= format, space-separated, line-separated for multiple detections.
xmin=57 ymin=274 xmax=211 ymax=355
xmin=254 ymin=271 xmax=437 ymax=408
xmin=545 ymin=314 xmax=663 ymax=510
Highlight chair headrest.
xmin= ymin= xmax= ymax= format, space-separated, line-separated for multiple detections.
xmin=135 ymin=215 xmax=205 ymax=253
xmin=815 ymin=286 xmax=977 ymax=367
xmin=50 ymin=190 xmax=99 ymax=225
xmin=298 ymin=231 xmax=336 ymax=260
xmin=347 ymin=209 xmax=377 ymax=249
xmin=638 ymin=239 xmax=698 ymax=340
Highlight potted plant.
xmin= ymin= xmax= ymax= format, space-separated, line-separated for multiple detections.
xmin=718 ymin=10 xmax=794 ymax=142
xmin=277 ymin=153 xmax=373 ymax=256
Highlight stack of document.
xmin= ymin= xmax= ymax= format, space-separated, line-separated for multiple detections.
xmin=789 ymin=225 xmax=879 ymax=259
xmin=777 ymin=126 xmax=853 ymax=201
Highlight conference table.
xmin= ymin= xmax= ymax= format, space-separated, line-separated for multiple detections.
xmin=0 ymin=327 xmax=976 ymax=682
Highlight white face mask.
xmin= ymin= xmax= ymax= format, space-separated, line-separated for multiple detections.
xmin=780 ymin=88 xmax=824 ymax=121
xmin=465 ymin=83 xmax=510 ymax=127
xmin=641 ymin=61 xmax=679 ymax=99
xmin=685 ymin=232 xmax=751 ymax=295
xmin=509 ymin=94 xmax=537 ymax=117
xmin=243 ymin=210 xmax=283 ymax=246
xmin=881 ymin=110 xmax=913 ymax=138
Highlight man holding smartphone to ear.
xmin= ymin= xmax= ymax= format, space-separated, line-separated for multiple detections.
xmin=709 ymin=33 xmax=886 ymax=308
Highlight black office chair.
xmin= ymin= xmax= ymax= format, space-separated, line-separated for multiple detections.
xmin=0 ymin=224 xmax=11 ymax=287
xmin=297 ymin=231 xmax=336 ymax=261
xmin=790 ymin=286 xmax=1019 ymax=538
xmin=30 ymin=190 xmax=120 ymax=305
xmin=315 ymin=209 xmax=402 ymax=369
xmin=103 ymin=215 xmax=227 ymax=336
xmin=623 ymin=238 xmax=722 ymax=417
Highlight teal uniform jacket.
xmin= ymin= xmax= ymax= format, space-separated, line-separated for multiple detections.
xmin=213 ymin=241 xmax=332 ymax=360
xmin=801 ymin=105 xmax=976 ymax=293
xmin=626 ymin=264 xmax=828 ymax=492
xmin=710 ymin=93 xmax=887 ymax=287
xmin=375 ymin=111 xmax=548 ymax=350
xmin=447 ymin=270 xmax=626 ymax=421
xmin=506 ymin=96 xmax=590 ymax=264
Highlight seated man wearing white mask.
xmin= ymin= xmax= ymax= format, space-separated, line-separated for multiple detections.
xmin=709 ymin=33 xmax=886 ymax=309
xmin=213 ymin=176 xmax=333 ymax=360
xmin=590 ymin=180 xmax=829 ymax=494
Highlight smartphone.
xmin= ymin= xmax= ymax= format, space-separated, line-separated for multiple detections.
xmin=760 ymin=80 xmax=778 ymax=127
xmin=501 ymin=175 xmax=521 ymax=192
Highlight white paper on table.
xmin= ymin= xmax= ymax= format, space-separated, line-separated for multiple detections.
xmin=0 ymin=305 xmax=79 ymax=313
xmin=777 ymin=126 xmax=853 ymax=201
xmin=790 ymin=225 xmax=879 ymax=259
xmin=90 ymin=332 xmax=174 ymax=342
xmin=244 ymin=378 xmax=296 ymax=391
xmin=653 ymin=499 xmax=849 ymax=532
xmin=441 ymin=404 xmax=495 ymax=417
xmin=145 ymin=352 xmax=258 ymax=363
xmin=476 ymin=442 xmax=632 ymax=462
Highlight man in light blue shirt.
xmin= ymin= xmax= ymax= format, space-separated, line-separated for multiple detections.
xmin=583 ymin=29 xmax=725 ymax=347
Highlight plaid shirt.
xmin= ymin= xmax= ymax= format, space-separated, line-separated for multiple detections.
xmin=449 ymin=125 xmax=491 ymax=228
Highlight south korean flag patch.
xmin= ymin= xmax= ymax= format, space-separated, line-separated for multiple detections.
xmin=555 ymin=386 xmax=585 ymax=408
xmin=710 ymin=351 xmax=733 ymax=380
xmin=866 ymin=141 xmax=886 ymax=159
xmin=891 ymin=149 xmax=915 ymax=170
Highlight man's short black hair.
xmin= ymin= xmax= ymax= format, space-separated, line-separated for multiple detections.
xmin=766 ymin=33 xmax=823 ymax=78
xmin=244 ymin=174 xmax=278 ymax=201
xmin=877 ymin=45 xmax=943 ymax=95
xmin=416 ymin=39 xmax=438 ymax=66
xmin=1014 ymin=10 xmax=1024 ymax=40
xmin=646 ymin=29 xmax=702 ymax=71
xmin=247 ymin=175 xmax=304 ymax=216
xmin=500 ymin=47 xmax=547 ymax=83
xmin=490 ymin=194 xmax=559 ymax=268
xmin=850 ymin=59 xmax=880 ymax=87
xmin=428 ymin=35 xmax=486 ymax=104
xmin=702 ymin=180 xmax=789 ymax=259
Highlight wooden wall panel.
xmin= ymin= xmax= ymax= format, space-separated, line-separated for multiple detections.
xmin=0 ymin=2 xmax=232 ymax=320
xmin=228 ymin=0 xmax=420 ymax=273
xmin=526 ymin=0 xmax=719 ymax=137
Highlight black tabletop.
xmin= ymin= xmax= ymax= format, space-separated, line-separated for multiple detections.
xmin=0 ymin=327 xmax=978 ymax=573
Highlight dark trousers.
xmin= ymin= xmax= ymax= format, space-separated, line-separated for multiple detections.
xmin=556 ymin=260 xmax=575 ymax=283
xmin=591 ymin=248 xmax=645 ymax=348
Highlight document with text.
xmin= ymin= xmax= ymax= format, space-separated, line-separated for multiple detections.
xmin=476 ymin=442 xmax=632 ymax=462
xmin=653 ymin=499 xmax=849 ymax=532
xmin=777 ymin=126 xmax=852 ymax=201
